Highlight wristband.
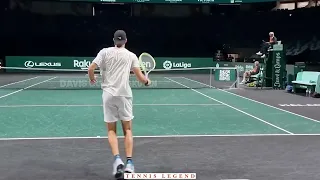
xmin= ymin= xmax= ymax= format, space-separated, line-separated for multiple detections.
xmin=145 ymin=80 xmax=149 ymax=86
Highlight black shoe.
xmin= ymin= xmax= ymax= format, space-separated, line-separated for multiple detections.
xmin=115 ymin=164 xmax=124 ymax=179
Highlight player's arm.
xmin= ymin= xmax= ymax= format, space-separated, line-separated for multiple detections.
xmin=132 ymin=67 xmax=149 ymax=84
xmin=88 ymin=62 xmax=98 ymax=83
xmin=88 ymin=50 xmax=103 ymax=83
xmin=131 ymin=54 xmax=150 ymax=85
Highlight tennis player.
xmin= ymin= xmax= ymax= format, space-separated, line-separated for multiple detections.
xmin=87 ymin=30 xmax=151 ymax=178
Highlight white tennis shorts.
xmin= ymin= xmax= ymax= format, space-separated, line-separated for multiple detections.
xmin=102 ymin=91 xmax=134 ymax=123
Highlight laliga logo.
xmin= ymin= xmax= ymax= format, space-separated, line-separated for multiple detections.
xmin=24 ymin=61 xmax=35 ymax=68
xmin=163 ymin=60 xmax=191 ymax=69
xmin=163 ymin=60 xmax=172 ymax=70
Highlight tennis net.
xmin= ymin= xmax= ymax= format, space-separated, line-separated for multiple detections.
xmin=0 ymin=67 xmax=239 ymax=90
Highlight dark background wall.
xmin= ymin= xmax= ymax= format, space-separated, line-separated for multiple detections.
xmin=0 ymin=0 xmax=319 ymax=66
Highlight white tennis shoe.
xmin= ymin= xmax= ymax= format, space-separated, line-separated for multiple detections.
xmin=124 ymin=163 xmax=135 ymax=173
xmin=113 ymin=158 xmax=125 ymax=179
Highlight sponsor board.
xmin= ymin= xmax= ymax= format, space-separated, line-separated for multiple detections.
xmin=162 ymin=60 xmax=192 ymax=69
xmin=24 ymin=61 xmax=62 ymax=68
xmin=273 ymin=52 xmax=281 ymax=88
xmin=5 ymin=56 xmax=213 ymax=72
xmin=73 ymin=59 xmax=91 ymax=69
xmin=141 ymin=61 xmax=153 ymax=69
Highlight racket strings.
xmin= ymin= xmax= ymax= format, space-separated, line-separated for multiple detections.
xmin=140 ymin=55 xmax=156 ymax=72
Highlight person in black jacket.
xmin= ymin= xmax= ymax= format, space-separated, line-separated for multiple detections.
xmin=256 ymin=32 xmax=277 ymax=58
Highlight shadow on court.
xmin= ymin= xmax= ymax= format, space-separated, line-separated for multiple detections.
xmin=1 ymin=136 xmax=320 ymax=180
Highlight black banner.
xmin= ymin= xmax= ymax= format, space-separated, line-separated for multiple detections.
xmin=51 ymin=0 xmax=276 ymax=4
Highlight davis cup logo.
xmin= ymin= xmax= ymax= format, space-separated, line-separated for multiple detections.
xmin=24 ymin=61 xmax=35 ymax=68
xmin=163 ymin=60 xmax=172 ymax=69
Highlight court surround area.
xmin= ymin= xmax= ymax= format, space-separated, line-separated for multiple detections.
xmin=1 ymin=73 xmax=320 ymax=180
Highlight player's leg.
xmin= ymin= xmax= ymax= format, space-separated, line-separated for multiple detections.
xmin=257 ymin=42 xmax=267 ymax=55
xmin=241 ymin=71 xmax=249 ymax=84
xmin=121 ymin=120 xmax=134 ymax=173
xmin=107 ymin=122 xmax=125 ymax=178
xmin=118 ymin=96 xmax=135 ymax=173
xmin=246 ymin=72 xmax=252 ymax=82
xmin=102 ymin=92 xmax=124 ymax=178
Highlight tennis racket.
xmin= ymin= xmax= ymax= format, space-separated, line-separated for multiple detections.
xmin=138 ymin=52 xmax=156 ymax=78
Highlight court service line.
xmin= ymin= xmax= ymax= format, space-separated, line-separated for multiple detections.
xmin=0 ymin=104 xmax=224 ymax=108
xmin=2 ymin=134 xmax=320 ymax=141
xmin=165 ymin=77 xmax=293 ymax=134
xmin=181 ymin=77 xmax=320 ymax=123
xmin=0 ymin=77 xmax=57 ymax=100
xmin=0 ymin=76 xmax=40 ymax=88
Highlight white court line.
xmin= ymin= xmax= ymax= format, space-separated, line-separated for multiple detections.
xmin=181 ymin=77 xmax=320 ymax=123
xmin=0 ymin=104 xmax=224 ymax=108
xmin=220 ymin=90 xmax=320 ymax=122
xmin=0 ymin=77 xmax=57 ymax=100
xmin=221 ymin=179 xmax=250 ymax=180
xmin=1 ymin=134 xmax=320 ymax=141
xmin=165 ymin=77 xmax=293 ymax=134
xmin=0 ymin=76 xmax=40 ymax=88
xmin=181 ymin=77 xmax=213 ymax=88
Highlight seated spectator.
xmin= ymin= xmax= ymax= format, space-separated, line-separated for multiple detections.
xmin=240 ymin=61 xmax=260 ymax=84
xmin=256 ymin=32 xmax=277 ymax=58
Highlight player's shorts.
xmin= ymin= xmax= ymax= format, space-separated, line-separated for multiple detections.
xmin=102 ymin=91 xmax=133 ymax=123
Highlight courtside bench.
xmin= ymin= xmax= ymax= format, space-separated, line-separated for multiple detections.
xmin=292 ymin=71 xmax=320 ymax=93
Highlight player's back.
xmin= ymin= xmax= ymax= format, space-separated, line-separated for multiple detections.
xmin=100 ymin=47 xmax=136 ymax=97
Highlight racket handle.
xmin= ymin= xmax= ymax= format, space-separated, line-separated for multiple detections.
xmin=145 ymin=74 xmax=150 ymax=86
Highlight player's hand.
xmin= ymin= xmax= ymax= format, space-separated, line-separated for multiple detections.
xmin=90 ymin=79 xmax=96 ymax=85
xmin=145 ymin=79 xmax=151 ymax=86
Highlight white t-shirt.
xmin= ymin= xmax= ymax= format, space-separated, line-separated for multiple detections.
xmin=92 ymin=47 xmax=140 ymax=97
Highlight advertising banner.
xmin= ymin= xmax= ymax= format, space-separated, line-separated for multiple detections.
xmin=213 ymin=61 xmax=255 ymax=76
xmin=214 ymin=68 xmax=237 ymax=82
xmin=272 ymin=49 xmax=285 ymax=89
xmin=155 ymin=57 xmax=213 ymax=70
xmin=59 ymin=0 xmax=275 ymax=4
xmin=5 ymin=56 xmax=95 ymax=72
xmin=213 ymin=60 xmax=293 ymax=82
xmin=5 ymin=56 xmax=213 ymax=72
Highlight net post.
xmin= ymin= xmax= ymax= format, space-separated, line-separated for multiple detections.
xmin=209 ymin=68 xmax=212 ymax=88
xmin=236 ymin=67 xmax=240 ymax=88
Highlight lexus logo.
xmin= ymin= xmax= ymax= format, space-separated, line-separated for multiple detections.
xmin=24 ymin=61 xmax=35 ymax=68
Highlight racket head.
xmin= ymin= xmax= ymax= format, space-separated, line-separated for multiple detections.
xmin=139 ymin=52 xmax=156 ymax=78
